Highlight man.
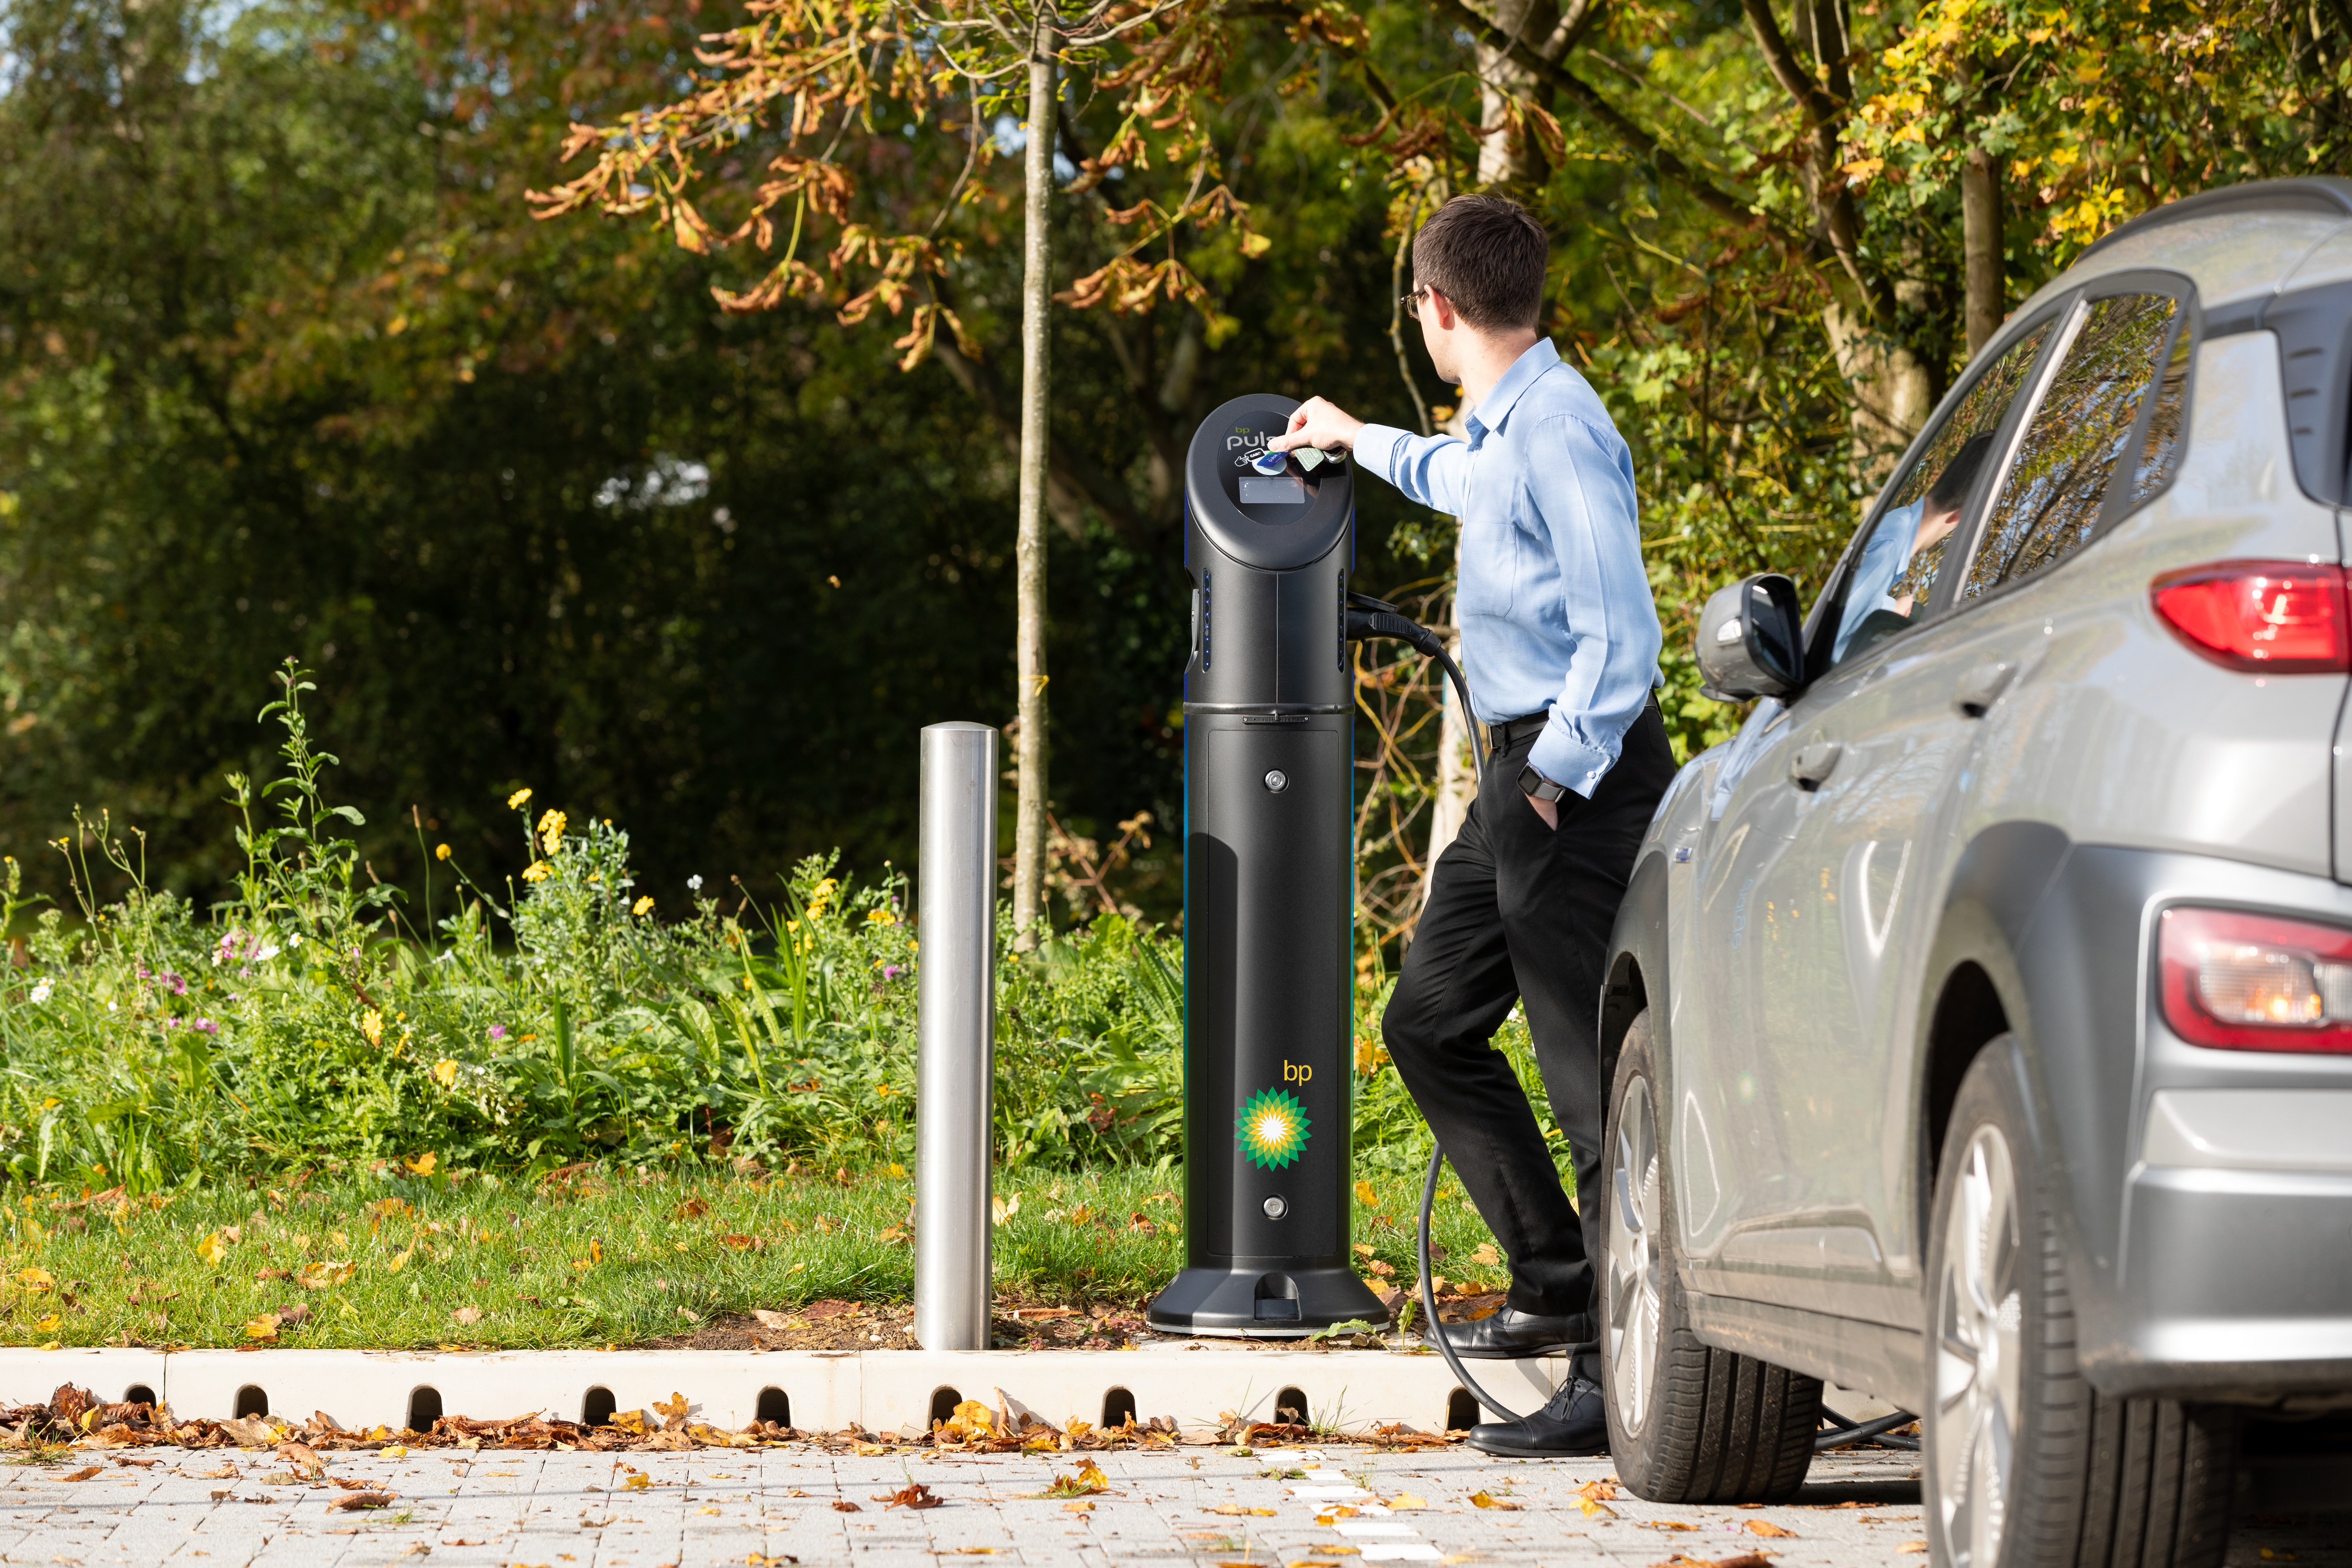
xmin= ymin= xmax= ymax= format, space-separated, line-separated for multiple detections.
xmin=1270 ymin=194 xmax=1672 ymax=1458
xmin=1831 ymin=432 xmax=1994 ymax=662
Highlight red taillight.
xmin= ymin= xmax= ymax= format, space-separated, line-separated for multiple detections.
xmin=2159 ymin=906 xmax=2352 ymax=1054
xmin=2151 ymin=560 xmax=2351 ymax=672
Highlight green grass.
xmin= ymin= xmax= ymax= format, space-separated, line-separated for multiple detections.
xmin=1 ymin=1164 xmax=1521 ymax=1350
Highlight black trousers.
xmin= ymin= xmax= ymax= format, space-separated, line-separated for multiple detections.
xmin=1381 ymin=701 xmax=1676 ymax=1379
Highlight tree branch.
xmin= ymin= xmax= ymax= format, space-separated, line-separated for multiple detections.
xmin=1431 ymin=0 xmax=1782 ymax=238
xmin=1737 ymin=0 xmax=1888 ymax=325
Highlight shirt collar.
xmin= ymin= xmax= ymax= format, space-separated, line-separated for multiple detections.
xmin=1464 ymin=338 xmax=1563 ymax=442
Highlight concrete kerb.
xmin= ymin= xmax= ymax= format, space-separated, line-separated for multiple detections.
xmin=0 ymin=1342 xmax=1573 ymax=1439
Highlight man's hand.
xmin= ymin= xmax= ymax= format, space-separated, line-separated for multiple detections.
xmin=1526 ymin=793 xmax=1558 ymax=831
xmin=1268 ymin=397 xmax=1366 ymax=454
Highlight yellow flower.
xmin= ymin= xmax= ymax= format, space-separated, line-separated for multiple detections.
xmin=866 ymin=910 xmax=896 ymax=925
xmin=507 ymin=787 xmax=533 ymax=810
xmin=521 ymin=861 xmax=552 ymax=883
xmin=537 ymin=809 xmax=567 ymax=854
xmin=361 ymin=1010 xmax=384 ymax=1047
xmin=432 ymin=1059 xmax=459 ymax=1089
xmin=435 ymin=843 xmax=452 ymax=861
xmin=632 ymin=895 xmax=655 ymax=916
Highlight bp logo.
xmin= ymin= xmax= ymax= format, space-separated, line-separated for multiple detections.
xmin=1238 ymin=1087 xmax=1311 ymax=1170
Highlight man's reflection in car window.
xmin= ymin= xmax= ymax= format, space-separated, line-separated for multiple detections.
xmin=1832 ymin=435 xmax=1996 ymax=663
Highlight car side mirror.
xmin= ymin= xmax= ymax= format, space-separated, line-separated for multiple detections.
xmin=1696 ymin=573 xmax=1804 ymax=701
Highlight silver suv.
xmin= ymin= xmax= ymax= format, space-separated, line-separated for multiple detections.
xmin=1598 ymin=178 xmax=2352 ymax=1560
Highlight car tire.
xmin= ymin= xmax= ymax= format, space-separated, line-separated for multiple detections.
xmin=1925 ymin=1040 xmax=2239 ymax=1568
xmin=1603 ymin=1009 xmax=1822 ymax=1502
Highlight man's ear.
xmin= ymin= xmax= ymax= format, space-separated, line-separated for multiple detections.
xmin=1424 ymin=288 xmax=1462 ymax=333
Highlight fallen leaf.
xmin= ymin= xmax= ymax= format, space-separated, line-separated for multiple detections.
xmin=1208 ymin=1504 xmax=1279 ymax=1516
xmin=60 ymin=1466 xmax=101 ymax=1482
xmin=1576 ymin=1480 xmax=1622 ymax=1501
xmin=14 ymin=1266 xmax=54 ymax=1292
xmin=1469 ymin=1491 xmax=1520 ymax=1511
xmin=1354 ymin=1180 xmax=1377 ymax=1205
xmin=1063 ymin=1500 xmax=1094 ymax=1513
xmin=198 ymin=1232 xmax=229 ymax=1266
xmin=452 ymin=1306 xmax=484 ymax=1326
xmin=296 ymin=1260 xmax=355 ymax=1290
xmin=623 ymin=1474 xmax=653 ymax=1492
xmin=1645 ymin=1521 xmax=1700 ymax=1532
xmin=716 ymin=1234 xmax=760 ymax=1250
xmin=244 ymin=1315 xmax=280 ymax=1342
xmin=831 ymin=1499 xmax=861 ymax=1513
xmin=1581 ymin=1497 xmax=1620 ymax=1518
xmin=199 ymin=1465 xmax=236 ymax=1480
xmin=882 ymin=1482 xmax=943 ymax=1510
xmin=1898 ymin=1545 xmax=1930 ymax=1556
xmin=327 ymin=1491 xmax=395 ymax=1511
xmin=1385 ymin=1493 xmax=1428 ymax=1510
xmin=1748 ymin=1521 xmax=1797 ymax=1538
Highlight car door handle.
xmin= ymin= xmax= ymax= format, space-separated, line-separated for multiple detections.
xmin=1788 ymin=741 xmax=1843 ymax=790
xmin=1954 ymin=661 xmax=2017 ymax=718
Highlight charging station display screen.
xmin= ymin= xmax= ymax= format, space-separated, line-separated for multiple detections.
xmin=1239 ymin=474 xmax=1307 ymax=506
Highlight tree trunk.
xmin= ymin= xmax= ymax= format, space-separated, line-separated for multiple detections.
xmin=1476 ymin=0 xmax=1560 ymax=189
xmin=1961 ymin=141 xmax=2004 ymax=355
xmin=1821 ymin=302 xmax=1933 ymax=493
xmin=1010 ymin=13 xmax=1055 ymax=948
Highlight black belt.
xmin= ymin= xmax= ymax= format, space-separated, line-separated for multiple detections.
xmin=1485 ymin=693 xmax=1662 ymax=754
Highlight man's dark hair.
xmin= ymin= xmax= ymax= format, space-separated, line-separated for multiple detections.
xmin=1412 ymin=195 xmax=1549 ymax=333
xmin=1927 ymin=433 xmax=1998 ymax=514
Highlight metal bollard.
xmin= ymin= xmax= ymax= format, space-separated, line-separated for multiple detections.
xmin=913 ymin=722 xmax=998 ymax=1352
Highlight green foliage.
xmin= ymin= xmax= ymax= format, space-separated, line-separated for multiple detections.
xmin=0 ymin=674 xmax=1203 ymax=1190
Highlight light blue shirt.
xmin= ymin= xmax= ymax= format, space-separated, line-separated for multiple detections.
xmin=1832 ymin=499 xmax=1923 ymax=663
xmin=1355 ymin=339 xmax=1662 ymax=798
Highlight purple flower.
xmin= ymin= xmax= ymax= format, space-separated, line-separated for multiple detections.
xmin=487 ymin=1024 xmax=507 ymax=1040
xmin=160 ymin=972 xmax=187 ymax=996
xmin=882 ymin=965 xmax=902 ymax=981
xmin=192 ymin=1018 xmax=219 ymax=1035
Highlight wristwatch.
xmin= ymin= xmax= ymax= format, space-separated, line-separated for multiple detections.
xmin=1519 ymin=765 xmax=1570 ymax=804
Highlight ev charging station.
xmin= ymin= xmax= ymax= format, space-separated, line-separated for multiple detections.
xmin=1144 ymin=395 xmax=1390 ymax=1338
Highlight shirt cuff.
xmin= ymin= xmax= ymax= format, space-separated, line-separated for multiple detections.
xmin=1353 ymin=424 xmax=1409 ymax=485
xmin=1529 ymin=721 xmax=1615 ymax=801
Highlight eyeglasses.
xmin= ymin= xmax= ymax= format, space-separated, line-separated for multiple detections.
xmin=1398 ymin=285 xmax=1430 ymax=315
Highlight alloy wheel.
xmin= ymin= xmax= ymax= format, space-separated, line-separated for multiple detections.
xmin=1607 ymin=1073 xmax=1663 ymax=1434
xmin=1933 ymin=1124 xmax=2024 ymax=1568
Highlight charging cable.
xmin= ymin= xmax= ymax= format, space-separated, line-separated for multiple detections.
xmin=1345 ymin=593 xmax=1527 ymax=1423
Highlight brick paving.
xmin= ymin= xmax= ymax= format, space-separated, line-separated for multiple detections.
xmin=0 ymin=1443 xmax=2334 ymax=1566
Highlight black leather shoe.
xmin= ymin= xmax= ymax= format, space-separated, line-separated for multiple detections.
xmin=1464 ymin=1374 xmax=1609 ymax=1457
xmin=1435 ymin=1305 xmax=1592 ymax=1359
